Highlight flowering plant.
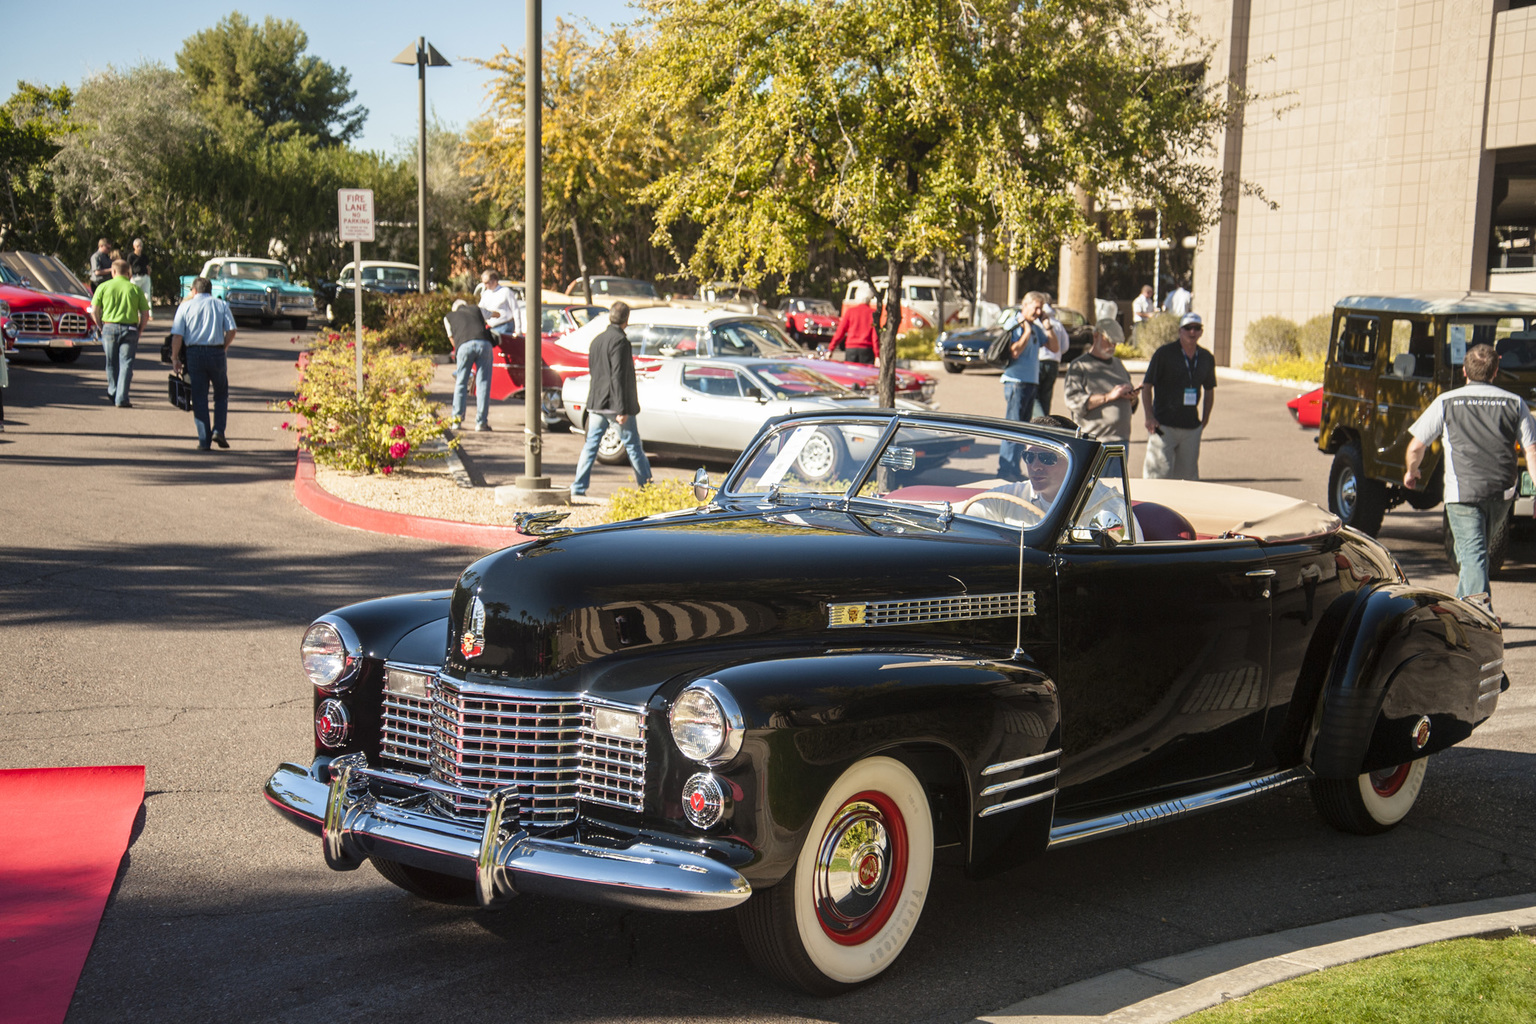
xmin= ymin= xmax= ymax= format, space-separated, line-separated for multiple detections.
xmin=277 ymin=330 xmax=453 ymax=474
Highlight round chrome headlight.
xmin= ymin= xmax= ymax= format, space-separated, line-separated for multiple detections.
xmin=669 ymin=680 xmax=744 ymax=765
xmin=301 ymin=621 xmax=355 ymax=693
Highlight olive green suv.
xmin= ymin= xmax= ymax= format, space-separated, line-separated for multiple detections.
xmin=1318 ymin=292 xmax=1536 ymax=568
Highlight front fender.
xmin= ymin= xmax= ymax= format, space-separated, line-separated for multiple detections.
xmin=656 ymin=648 xmax=1060 ymax=888
xmin=1306 ymin=583 xmax=1502 ymax=778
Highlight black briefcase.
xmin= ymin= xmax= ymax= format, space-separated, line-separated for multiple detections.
xmin=167 ymin=372 xmax=192 ymax=411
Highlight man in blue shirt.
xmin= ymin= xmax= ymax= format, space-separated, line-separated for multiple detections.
xmin=997 ymin=291 xmax=1058 ymax=480
xmin=170 ymin=277 xmax=237 ymax=451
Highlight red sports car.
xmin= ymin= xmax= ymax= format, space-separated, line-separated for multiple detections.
xmin=0 ymin=253 xmax=98 ymax=363
xmin=1287 ymin=386 xmax=1322 ymax=428
xmin=776 ymin=296 xmax=840 ymax=348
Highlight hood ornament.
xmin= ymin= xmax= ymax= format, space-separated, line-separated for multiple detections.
xmin=461 ymin=595 xmax=486 ymax=659
xmin=513 ymin=510 xmax=573 ymax=537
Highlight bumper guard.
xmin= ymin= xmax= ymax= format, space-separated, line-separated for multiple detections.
xmin=265 ymin=754 xmax=751 ymax=913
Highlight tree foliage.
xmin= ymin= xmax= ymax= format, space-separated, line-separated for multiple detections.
xmin=176 ymin=13 xmax=366 ymax=145
xmin=0 ymin=83 xmax=74 ymax=251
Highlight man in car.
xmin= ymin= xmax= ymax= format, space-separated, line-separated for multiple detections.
xmin=830 ymin=292 xmax=879 ymax=364
xmin=478 ymin=269 xmax=524 ymax=336
xmin=571 ymin=301 xmax=652 ymax=496
xmin=444 ymin=299 xmax=495 ymax=432
xmin=1405 ymin=342 xmax=1536 ymax=612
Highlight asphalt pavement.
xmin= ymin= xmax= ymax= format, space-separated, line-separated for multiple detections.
xmin=2 ymin=325 xmax=1533 ymax=1024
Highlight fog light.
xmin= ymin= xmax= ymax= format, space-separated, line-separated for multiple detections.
xmin=681 ymin=773 xmax=726 ymax=829
xmin=315 ymin=699 xmax=351 ymax=748
xmin=383 ymin=666 xmax=432 ymax=700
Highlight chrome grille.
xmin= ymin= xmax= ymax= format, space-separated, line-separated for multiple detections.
xmin=58 ymin=313 xmax=88 ymax=334
xmin=16 ymin=311 xmax=52 ymax=333
xmin=378 ymin=671 xmax=647 ymax=827
xmin=829 ymin=591 xmax=1034 ymax=628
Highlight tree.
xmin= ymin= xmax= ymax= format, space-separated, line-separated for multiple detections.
xmin=628 ymin=0 xmax=1232 ymax=405
xmin=0 ymin=83 xmax=74 ymax=251
xmin=176 ymin=13 xmax=366 ymax=145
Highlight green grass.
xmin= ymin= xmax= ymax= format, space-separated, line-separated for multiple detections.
xmin=1183 ymin=936 xmax=1536 ymax=1024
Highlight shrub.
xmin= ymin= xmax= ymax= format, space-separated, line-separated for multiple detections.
xmin=1243 ymin=355 xmax=1325 ymax=385
xmin=1133 ymin=312 xmax=1180 ymax=357
xmin=1245 ymin=315 xmax=1300 ymax=362
xmin=328 ymin=289 xmax=390 ymax=332
xmin=278 ymin=329 xmax=453 ymax=474
xmin=603 ymin=478 xmax=700 ymax=522
xmin=378 ymin=292 xmax=468 ymax=355
xmin=1296 ymin=313 xmax=1332 ymax=361
xmin=896 ymin=327 xmax=939 ymax=361
xmin=1114 ymin=342 xmax=1141 ymax=360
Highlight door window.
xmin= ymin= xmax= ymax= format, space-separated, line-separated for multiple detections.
xmin=1070 ymin=453 xmax=1132 ymax=543
xmin=1384 ymin=318 xmax=1435 ymax=379
xmin=1334 ymin=315 xmax=1379 ymax=368
xmin=681 ymin=364 xmax=744 ymax=397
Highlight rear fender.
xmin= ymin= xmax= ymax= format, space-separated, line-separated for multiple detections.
xmin=1306 ymin=584 xmax=1501 ymax=778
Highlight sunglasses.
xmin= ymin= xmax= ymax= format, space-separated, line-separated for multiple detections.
xmin=1181 ymin=325 xmax=1203 ymax=333
xmin=1021 ymin=450 xmax=1061 ymax=466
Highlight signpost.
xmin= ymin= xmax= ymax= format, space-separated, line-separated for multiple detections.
xmin=337 ymin=188 xmax=375 ymax=395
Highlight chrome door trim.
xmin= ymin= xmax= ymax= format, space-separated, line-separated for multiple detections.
xmin=1047 ymin=767 xmax=1311 ymax=848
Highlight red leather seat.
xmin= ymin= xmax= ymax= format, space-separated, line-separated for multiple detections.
xmin=1131 ymin=500 xmax=1197 ymax=541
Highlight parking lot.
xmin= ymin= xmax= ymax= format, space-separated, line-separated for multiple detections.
xmin=2 ymin=324 xmax=1533 ymax=1024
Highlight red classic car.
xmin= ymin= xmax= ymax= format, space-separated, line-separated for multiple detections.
xmin=1288 ymin=386 xmax=1323 ymax=429
xmin=487 ymin=304 xmax=608 ymax=428
xmin=777 ymin=296 xmax=840 ymax=348
xmin=0 ymin=253 xmax=99 ymax=363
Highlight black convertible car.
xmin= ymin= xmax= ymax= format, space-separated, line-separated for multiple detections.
xmin=266 ymin=410 xmax=1503 ymax=993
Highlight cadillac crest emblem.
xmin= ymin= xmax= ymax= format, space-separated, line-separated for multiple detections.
xmin=461 ymin=595 xmax=486 ymax=659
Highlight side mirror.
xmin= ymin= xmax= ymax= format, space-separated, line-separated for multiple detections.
xmin=1087 ymin=509 xmax=1126 ymax=549
xmin=692 ymin=467 xmax=717 ymax=502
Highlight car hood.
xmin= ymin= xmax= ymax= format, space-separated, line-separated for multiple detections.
xmin=441 ymin=507 xmax=1021 ymax=697
xmin=939 ymin=325 xmax=1003 ymax=350
xmin=796 ymin=356 xmax=927 ymax=390
xmin=0 ymin=283 xmax=89 ymax=312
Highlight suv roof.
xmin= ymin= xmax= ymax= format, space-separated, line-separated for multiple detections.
xmin=1336 ymin=291 xmax=1536 ymax=315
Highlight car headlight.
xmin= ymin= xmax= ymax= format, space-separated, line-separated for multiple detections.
xmin=669 ymin=680 xmax=744 ymax=765
xmin=302 ymin=620 xmax=358 ymax=693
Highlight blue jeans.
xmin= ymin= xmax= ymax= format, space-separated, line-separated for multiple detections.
xmin=185 ymin=345 xmax=228 ymax=447
xmin=452 ymin=340 xmax=492 ymax=427
xmin=102 ymin=323 xmax=139 ymax=405
xmin=1033 ymin=360 xmax=1058 ymax=417
xmin=1445 ymin=497 xmax=1511 ymax=602
xmin=998 ymin=380 xmax=1038 ymax=478
xmin=571 ymin=412 xmax=651 ymax=495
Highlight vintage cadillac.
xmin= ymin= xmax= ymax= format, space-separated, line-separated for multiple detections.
xmin=178 ymin=257 xmax=315 ymax=329
xmin=265 ymin=411 xmax=1505 ymax=993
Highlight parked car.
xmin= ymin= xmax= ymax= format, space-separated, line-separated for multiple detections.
xmin=843 ymin=276 xmax=968 ymax=333
xmin=696 ymin=282 xmax=767 ymax=315
xmin=777 ymin=296 xmax=840 ymax=348
xmin=1288 ymin=386 xmax=1323 ymax=428
xmin=179 ymin=257 xmax=316 ymax=329
xmin=1317 ymin=292 xmax=1536 ymax=571
xmin=562 ymin=356 xmax=938 ymax=469
xmin=563 ymin=276 xmax=659 ymax=306
xmin=0 ymin=254 xmax=98 ymax=363
xmin=557 ymin=306 xmax=939 ymax=406
xmin=486 ymin=303 xmax=607 ymax=428
xmin=265 ymin=409 xmax=1503 ymax=994
xmin=934 ymin=305 xmax=1093 ymax=373
xmin=316 ymin=261 xmax=422 ymax=321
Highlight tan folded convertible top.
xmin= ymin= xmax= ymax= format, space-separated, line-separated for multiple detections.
xmin=1132 ymin=478 xmax=1341 ymax=544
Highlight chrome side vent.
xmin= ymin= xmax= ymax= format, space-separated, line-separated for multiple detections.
xmin=829 ymin=591 xmax=1035 ymax=628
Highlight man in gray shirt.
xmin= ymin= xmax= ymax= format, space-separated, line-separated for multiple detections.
xmin=1063 ymin=319 xmax=1138 ymax=442
xmin=1405 ymin=342 xmax=1536 ymax=610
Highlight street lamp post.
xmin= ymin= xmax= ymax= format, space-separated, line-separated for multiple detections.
xmin=392 ymin=38 xmax=450 ymax=294
xmin=515 ymin=0 xmax=553 ymax=493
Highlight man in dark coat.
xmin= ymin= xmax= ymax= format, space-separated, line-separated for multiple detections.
xmin=571 ymin=300 xmax=652 ymax=495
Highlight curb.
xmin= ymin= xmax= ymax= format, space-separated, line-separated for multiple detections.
xmin=292 ymin=449 xmax=531 ymax=549
xmin=974 ymin=892 xmax=1536 ymax=1024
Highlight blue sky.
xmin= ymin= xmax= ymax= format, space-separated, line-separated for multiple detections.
xmin=0 ymin=0 xmax=636 ymax=153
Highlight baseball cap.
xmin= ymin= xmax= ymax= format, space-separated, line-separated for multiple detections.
xmin=1180 ymin=312 xmax=1203 ymax=328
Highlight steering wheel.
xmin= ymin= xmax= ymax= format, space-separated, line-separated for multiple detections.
xmin=956 ymin=490 xmax=1047 ymax=522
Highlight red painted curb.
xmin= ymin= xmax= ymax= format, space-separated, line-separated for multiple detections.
xmin=293 ymin=449 xmax=533 ymax=549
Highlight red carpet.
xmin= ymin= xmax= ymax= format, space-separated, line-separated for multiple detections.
xmin=0 ymin=766 xmax=145 ymax=1024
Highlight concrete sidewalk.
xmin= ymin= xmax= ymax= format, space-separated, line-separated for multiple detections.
xmin=975 ymin=893 xmax=1536 ymax=1024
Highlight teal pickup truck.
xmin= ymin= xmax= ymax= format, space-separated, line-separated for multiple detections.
xmin=179 ymin=257 xmax=316 ymax=329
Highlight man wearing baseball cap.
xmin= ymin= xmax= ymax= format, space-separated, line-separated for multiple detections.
xmin=1140 ymin=311 xmax=1216 ymax=479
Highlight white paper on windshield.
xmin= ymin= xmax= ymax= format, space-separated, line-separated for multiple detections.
xmin=1450 ymin=324 xmax=1467 ymax=364
xmin=757 ymin=427 xmax=818 ymax=486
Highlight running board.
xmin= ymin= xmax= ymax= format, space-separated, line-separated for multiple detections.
xmin=1046 ymin=767 xmax=1312 ymax=849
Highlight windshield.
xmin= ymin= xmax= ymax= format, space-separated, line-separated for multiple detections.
xmin=631 ymin=324 xmax=704 ymax=356
xmin=0 ymin=265 xmax=19 ymax=286
xmin=790 ymin=299 xmax=837 ymax=315
xmin=750 ymin=363 xmax=851 ymax=398
xmin=221 ymin=262 xmax=289 ymax=283
xmin=543 ymin=305 xmax=604 ymax=335
xmin=729 ymin=417 xmax=1088 ymax=531
xmin=363 ymin=266 xmax=418 ymax=285
xmin=709 ymin=319 xmax=799 ymax=357
xmin=592 ymin=277 xmax=657 ymax=298
xmin=906 ymin=285 xmax=940 ymax=303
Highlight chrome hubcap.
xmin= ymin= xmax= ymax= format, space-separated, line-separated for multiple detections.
xmin=1338 ymin=470 xmax=1357 ymax=519
xmin=813 ymin=796 xmax=902 ymax=939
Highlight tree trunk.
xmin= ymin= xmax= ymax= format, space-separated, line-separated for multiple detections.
xmin=879 ymin=256 xmax=903 ymax=408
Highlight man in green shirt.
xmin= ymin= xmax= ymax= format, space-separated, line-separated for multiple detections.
xmin=92 ymin=259 xmax=150 ymax=407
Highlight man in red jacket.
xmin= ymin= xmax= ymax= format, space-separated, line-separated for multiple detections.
xmin=831 ymin=292 xmax=880 ymax=364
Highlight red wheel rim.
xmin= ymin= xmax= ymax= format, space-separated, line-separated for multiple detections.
xmin=1369 ymin=763 xmax=1412 ymax=797
xmin=813 ymin=789 xmax=909 ymax=946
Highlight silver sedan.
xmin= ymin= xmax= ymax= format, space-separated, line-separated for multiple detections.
xmin=562 ymin=357 xmax=923 ymax=480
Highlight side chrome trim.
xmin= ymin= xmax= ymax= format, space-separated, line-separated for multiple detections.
xmin=1047 ymin=768 xmax=1311 ymax=848
xmin=982 ymin=748 xmax=1062 ymax=776
xmin=980 ymin=768 xmax=1059 ymax=797
xmin=978 ymin=788 xmax=1058 ymax=817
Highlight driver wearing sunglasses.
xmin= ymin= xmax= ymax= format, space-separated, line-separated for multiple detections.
xmin=962 ymin=442 xmax=1071 ymax=527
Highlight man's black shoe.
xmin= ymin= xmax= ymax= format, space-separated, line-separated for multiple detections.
xmin=212 ymin=433 xmax=229 ymax=449
xmin=118 ymin=401 xmax=133 ymax=409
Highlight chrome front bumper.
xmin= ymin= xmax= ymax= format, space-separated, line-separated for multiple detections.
xmin=264 ymin=755 xmax=752 ymax=912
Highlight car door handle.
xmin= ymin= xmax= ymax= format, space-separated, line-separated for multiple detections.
xmin=1246 ymin=567 xmax=1275 ymax=598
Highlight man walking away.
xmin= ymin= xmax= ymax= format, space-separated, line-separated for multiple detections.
xmin=997 ymin=291 xmax=1058 ymax=480
xmin=571 ymin=301 xmax=651 ymax=496
xmin=830 ymin=292 xmax=880 ymax=364
xmin=129 ymin=239 xmax=153 ymax=321
xmin=88 ymin=238 xmax=112 ymax=294
xmin=1164 ymin=283 xmax=1192 ymax=317
xmin=478 ymin=270 xmax=525 ymax=337
xmin=1405 ymin=342 xmax=1536 ymax=613
xmin=1141 ymin=311 xmax=1216 ymax=479
xmin=92 ymin=259 xmax=150 ymax=408
xmin=444 ymin=299 xmax=495 ymax=431
xmin=169 ymin=277 xmax=237 ymax=451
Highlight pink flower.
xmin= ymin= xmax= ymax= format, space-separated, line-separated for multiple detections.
xmin=281 ymin=421 xmax=290 ymax=429
xmin=390 ymin=425 xmax=406 ymax=438
xmin=381 ymin=465 xmax=394 ymax=475
xmin=388 ymin=441 xmax=411 ymax=459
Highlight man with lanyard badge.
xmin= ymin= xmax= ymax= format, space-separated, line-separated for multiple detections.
xmin=1141 ymin=311 xmax=1216 ymax=479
